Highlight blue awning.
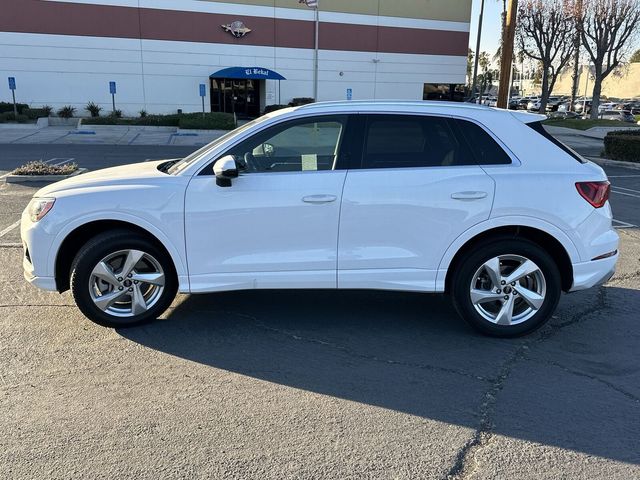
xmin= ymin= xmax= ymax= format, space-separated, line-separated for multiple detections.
xmin=210 ymin=67 xmax=286 ymax=80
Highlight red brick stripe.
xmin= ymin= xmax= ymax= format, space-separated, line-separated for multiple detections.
xmin=0 ymin=0 xmax=468 ymax=56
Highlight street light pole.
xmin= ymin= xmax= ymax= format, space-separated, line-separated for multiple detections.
xmin=470 ymin=0 xmax=485 ymax=103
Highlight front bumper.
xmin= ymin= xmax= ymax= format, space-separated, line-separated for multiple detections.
xmin=21 ymin=211 xmax=58 ymax=292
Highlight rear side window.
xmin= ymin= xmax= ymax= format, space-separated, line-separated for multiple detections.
xmin=453 ymin=119 xmax=512 ymax=165
xmin=362 ymin=115 xmax=476 ymax=168
xmin=526 ymin=121 xmax=587 ymax=163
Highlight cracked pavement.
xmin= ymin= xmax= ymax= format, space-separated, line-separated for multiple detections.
xmin=1 ymin=184 xmax=640 ymax=479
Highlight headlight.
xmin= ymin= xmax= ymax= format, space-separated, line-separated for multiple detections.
xmin=28 ymin=198 xmax=56 ymax=222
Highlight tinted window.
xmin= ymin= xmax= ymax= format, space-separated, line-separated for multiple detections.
xmin=362 ymin=115 xmax=475 ymax=168
xmin=225 ymin=115 xmax=346 ymax=173
xmin=526 ymin=121 xmax=587 ymax=163
xmin=453 ymin=119 xmax=512 ymax=165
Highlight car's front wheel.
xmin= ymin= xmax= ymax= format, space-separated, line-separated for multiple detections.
xmin=452 ymin=238 xmax=562 ymax=337
xmin=70 ymin=230 xmax=177 ymax=327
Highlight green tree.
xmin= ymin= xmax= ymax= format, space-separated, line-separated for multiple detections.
xmin=631 ymin=49 xmax=640 ymax=63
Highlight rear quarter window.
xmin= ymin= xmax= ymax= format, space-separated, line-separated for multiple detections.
xmin=452 ymin=119 xmax=512 ymax=165
xmin=527 ymin=121 xmax=587 ymax=163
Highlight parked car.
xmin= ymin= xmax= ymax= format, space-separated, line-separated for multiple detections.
xmin=518 ymin=98 xmax=532 ymax=110
xmin=508 ymin=98 xmax=520 ymax=110
xmin=547 ymin=111 xmax=580 ymax=119
xmin=21 ymin=101 xmax=618 ymax=337
xmin=527 ymin=98 xmax=541 ymax=111
xmin=574 ymin=99 xmax=592 ymax=115
xmin=600 ymin=110 xmax=637 ymax=123
xmin=617 ymin=102 xmax=640 ymax=115
xmin=545 ymin=97 xmax=564 ymax=112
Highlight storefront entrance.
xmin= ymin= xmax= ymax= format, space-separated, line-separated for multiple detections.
xmin=210 ymin=78 xmax=261 ymax=118
xmin=209 ymin=67 xmax=286 ymax=119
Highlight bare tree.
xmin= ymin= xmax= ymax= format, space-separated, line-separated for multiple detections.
xmin=517 ymin=0 xmax=577 ymax=113
xmin=581 ymin=0 xmax=640 ymax=118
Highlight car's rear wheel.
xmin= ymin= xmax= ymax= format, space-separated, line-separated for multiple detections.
xmin=70 ymin=230 xmax=177 ymax=327
xmin=452 ymin=238 xmax=562 ymax=337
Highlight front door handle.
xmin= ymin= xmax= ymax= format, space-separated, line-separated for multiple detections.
xmin=302 ymin=194 xmax=337 ymax=204
xmin=451 ymin=191 xmax=488 ymax=200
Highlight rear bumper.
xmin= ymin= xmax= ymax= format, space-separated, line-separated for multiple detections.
xmin=569 ymin=253 xmax=618 ymax=292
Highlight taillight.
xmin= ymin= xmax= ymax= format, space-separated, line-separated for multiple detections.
xmin=575 ymin=181 xmax=610 ymax=208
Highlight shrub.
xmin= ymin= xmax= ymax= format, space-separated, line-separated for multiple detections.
xmin=12 ymin=160 xmax=78 ymax=176
xmin=86 ymin=102 xmax=102 ymax=117
xmin=57 ymin=106 xmax=76 ymax=118
xmin=289 ymin=97 xmax=315 ymax=107
xmin=178 ymin=112 xmax=235 ymax=130
xmin=139 ymin=109 xmax=148 ymax=118
xmin=0 ymin=112 xmax=29 ymax=123
xmin=24 ymin=108 xmax=49 ymax=120
xmin=263 ymin=104 xmax=288 ymax=114
xmin=0 ymin=102 xmax=29 ymax=114
xmin=604 ymin=130 xmax=640 ymax=162
xmin=42 ymin=105 xmax=53 ymax=117
xmin=110 ymin=109 xmax=123 ymax=118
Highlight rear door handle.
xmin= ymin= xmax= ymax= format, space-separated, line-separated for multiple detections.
xmin=451 ymin=191 xmax=488 ymax=200
xmin=302 ymin=194 xmax=337 ymax=204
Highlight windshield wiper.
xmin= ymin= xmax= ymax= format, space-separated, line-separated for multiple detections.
xmin=157 ymin=159 xmax=180 ymax=173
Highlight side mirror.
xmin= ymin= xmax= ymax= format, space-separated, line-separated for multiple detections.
xmin=213 ymin=155 xmax=239 ymax=187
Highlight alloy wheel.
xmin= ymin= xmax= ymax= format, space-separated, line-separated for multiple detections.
xmin=88 ymin=249 xmax=166 ymax=318
xmin=469 ymin=254 xmax=547 ymax=326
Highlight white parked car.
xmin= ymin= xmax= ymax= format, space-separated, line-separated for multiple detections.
xmin=21 ymin=101 xmax=618 ymax=337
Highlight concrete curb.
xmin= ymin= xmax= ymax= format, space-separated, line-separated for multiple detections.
xmin=545 ymin=124 xmax=640 ymax=140
xmin=5 ymin=168 xmax=88 ymax=184
xmin=586 ymin=156 xmax=640 ymax=170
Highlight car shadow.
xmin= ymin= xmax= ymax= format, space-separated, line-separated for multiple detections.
xmin=119 ymin=287 xmax=640 ymax=464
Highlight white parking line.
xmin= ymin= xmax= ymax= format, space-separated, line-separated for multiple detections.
xmin=611 ymin=189 xmax=640 ymax=199
xmin=612 ymin=185 xmax=640 ymax=194
xmin=0 ymin=219 xmax=21 ymax=238
xmin=613 ymin=219 xmax=638 ymax=229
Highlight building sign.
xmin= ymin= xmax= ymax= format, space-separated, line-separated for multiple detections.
xmin=245 ymin=68 xmax=271 ymax=77
xmin=221 ymin=21 xmax=252 ymax=38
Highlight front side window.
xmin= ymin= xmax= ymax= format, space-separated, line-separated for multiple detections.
xmin=224 ymin=116 xmax=347 ymax=173
xmin=361 ymin=115 xmax=475 ymax=169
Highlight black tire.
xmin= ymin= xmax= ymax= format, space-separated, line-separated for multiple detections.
xmin=451 ymin=237 xmax=562 ymax=337
xmin=70 ymin=229 xmax=177 ymax=328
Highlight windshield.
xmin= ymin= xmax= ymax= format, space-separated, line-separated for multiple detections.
xmin=168 ymin=116 xmax=269 ymax=175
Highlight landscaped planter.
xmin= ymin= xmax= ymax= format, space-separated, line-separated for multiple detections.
xmin=5 ymin=168 xmax=88 ymax=184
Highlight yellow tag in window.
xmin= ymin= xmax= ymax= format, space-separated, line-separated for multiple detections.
xmin=301 ymin=154 xmax=318 ymax=171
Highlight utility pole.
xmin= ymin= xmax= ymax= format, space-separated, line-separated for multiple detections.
xmin=569 ymin=0 xmax=584 ymax=111
xmin=470 ymin=0 xmax=486 ymax=103
xmin=497 ymin=0 xmax=518 ymax=109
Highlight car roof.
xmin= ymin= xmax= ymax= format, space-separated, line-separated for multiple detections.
xmin=288 ymin=100 xmax=546 ymax=124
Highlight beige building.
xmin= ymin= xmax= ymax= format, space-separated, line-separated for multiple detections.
xmin=552 ymin=63 xmax=640 ymax=99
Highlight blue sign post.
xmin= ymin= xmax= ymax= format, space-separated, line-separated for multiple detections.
xmin=109 ymin=81 xmax=117 ymax=113
xmin=346 ymin=88 xmax=353 ymax=101
xmin=199 ymin=84 xmax=206 ymax=117
xmin=8 ymin=77 xmax=17 ymax=116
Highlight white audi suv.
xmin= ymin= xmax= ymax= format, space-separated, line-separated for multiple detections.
xmin=21 ymin=101 xmax=618 ymax=336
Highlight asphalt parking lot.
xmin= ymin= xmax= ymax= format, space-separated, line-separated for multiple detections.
xmin=1 ymin=138 xmax=639 ymax=479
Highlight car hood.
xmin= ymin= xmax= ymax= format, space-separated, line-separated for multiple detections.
xmin=35 ymin=160 xmax=172 ymax=197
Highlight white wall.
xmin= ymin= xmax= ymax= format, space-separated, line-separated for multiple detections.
xmin=0 ymin=31 xmax=467 ymax=116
